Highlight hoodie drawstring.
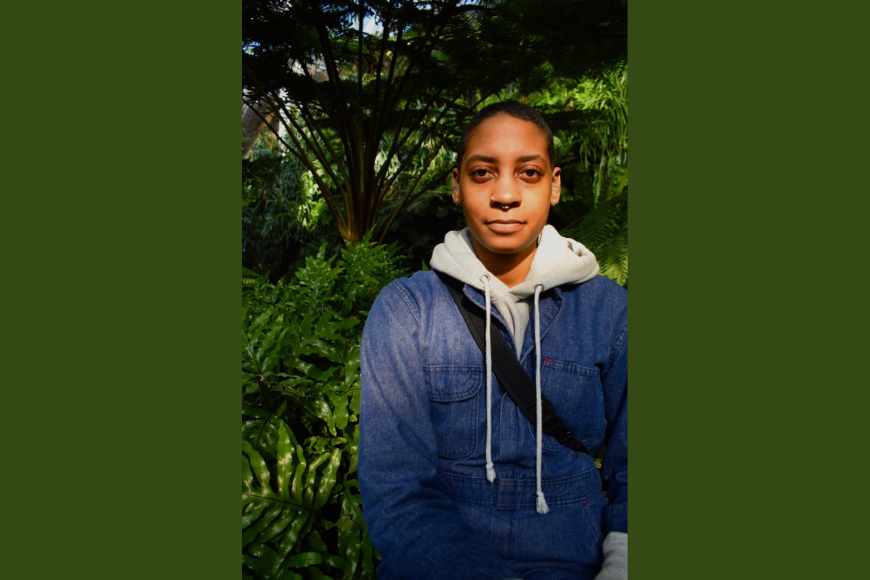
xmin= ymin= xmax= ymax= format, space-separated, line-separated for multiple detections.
xmin=480 ymin=274 xmax=496 ymax=483
xmin=480 ymin=276 xmax=548 ymax=513
xmin=534 ymin=284 xmax=549 ymax=514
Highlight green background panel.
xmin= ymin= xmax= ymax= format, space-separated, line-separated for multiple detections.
xmin=5 ymin=2 xmax=238 ymax=579
xmin=633 ymin=1 xmax=868 ymax=579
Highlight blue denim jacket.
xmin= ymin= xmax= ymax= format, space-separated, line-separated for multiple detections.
xmin=359 ymin=271 xmax=627 ymax=580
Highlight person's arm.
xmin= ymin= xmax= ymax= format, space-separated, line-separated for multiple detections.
xmin=595 ymin=325 xmax=628 ymax=579
xmin=594 ymin=531 xmax=627 ymax=580
xmin=359 ymin=282 xmax=518 ymax=580
xmin=599 ymin=325 xmax=627 ymax=535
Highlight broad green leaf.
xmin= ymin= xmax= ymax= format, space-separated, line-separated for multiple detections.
xmin=271 ymin=512 xmax=310 ymax=578
xmin=276 ymin=421 xmax=293 ymax=500
xmin=242 ymin=553 xmax=274 ymax=572
xmin=285 ymin=552 xmax=322 ymax=567
xmin=242 ymin=442 xmax=272 ymax=493
xmin=306 ymin=396 xmax=335 ymax=436
xmin=251 ymin=310 xmax=272 ymax=329
xmin=328 ymin=392 xmax=349 ymax=431
xmin=259 ymin=426 xmax=280 ymax=453
xmin=314 ymin=448 xmax=342 ymax=509
xmin=242 ymin=420 xmax=264 ymax=441
xmin=242 ymin=503 xmax=283 ymax=547
xmin=308 ymin=366 xmax=338 ymax=382
xmin=242 ymin=500 xmax=270 ymax=529
xmin=291 ymin=445 xmax=307 ymax=503
xmin=339 ymin=524 xmax=361 ymax=580
xmin=245 ymin=543 xmax=279 ymax=571
xmin=323 ymin=554 xmax=347 ymax=570
xmin=303 ymin=453 xmax=330 ymax=506
xmin=242 ymin=456 xmax=254 ymax=491
xmin=338 ymin=495 xmax=362 ymax=580
xmin=256 ymin=505 xmax=298 ymax=545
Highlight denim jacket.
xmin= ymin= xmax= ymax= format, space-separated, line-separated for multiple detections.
xmin=359 ymin=271 xmax=628 ymax=580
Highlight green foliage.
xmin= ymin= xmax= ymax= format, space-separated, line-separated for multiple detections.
xmin=242 ymin=237 xmax=407 ymax=580
xmin=561 ymin=186 xmax=628 ymax=287
xmin=244 ymin=135 xmax=342 ymax=280
xmin=242 ymin=0 xmax=627 ymax=242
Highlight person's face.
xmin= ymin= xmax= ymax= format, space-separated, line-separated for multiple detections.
xmin=453 ymin=114 xmax=561 ymax=261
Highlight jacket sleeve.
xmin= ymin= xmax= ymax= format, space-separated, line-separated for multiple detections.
xmin=600 ymin=325 xmax=628 ymax=535
xmin=359 ymin=283 xmax=518 ymax=580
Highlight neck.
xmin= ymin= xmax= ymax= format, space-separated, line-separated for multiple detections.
xmin=470 ymin=238 xmax=537 ymax=288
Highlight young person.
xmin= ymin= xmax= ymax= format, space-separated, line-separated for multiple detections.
xmin=359 ymin=102 xmax=627 ymax=580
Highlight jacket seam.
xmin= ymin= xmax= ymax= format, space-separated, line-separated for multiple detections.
xmin=388 ymin=280 xmax=422 ymax=326
xmin=605 ymin=323 xmax=628 ymax=374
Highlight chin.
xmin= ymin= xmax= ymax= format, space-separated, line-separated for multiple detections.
xmin=475 ymin=234 xmax=537 ymax=256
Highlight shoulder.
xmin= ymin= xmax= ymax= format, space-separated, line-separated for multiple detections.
xmin=369 ymin=270 xmax=448 ymax=324
xmin=558 ymin=275 xmax=627 ymax=342
xmin=562 ymin=275 xmax=627 ymax=308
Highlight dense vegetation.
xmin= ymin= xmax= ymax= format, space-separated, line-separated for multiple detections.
xmin=243 ymin=240 xmax=406 ymax=579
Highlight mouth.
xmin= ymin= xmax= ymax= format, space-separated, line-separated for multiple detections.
xmin=485 ymin=220 xmax=525 ymax=234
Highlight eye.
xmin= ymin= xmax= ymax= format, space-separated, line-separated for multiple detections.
xmin=469 ymin=167 xmax=494 ymax=181
xmin=519 ymin=167 xmax=543 ymax=181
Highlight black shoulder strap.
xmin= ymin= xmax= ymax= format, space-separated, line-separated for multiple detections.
xmin=437 ymin=273 xmax=588 ymax=454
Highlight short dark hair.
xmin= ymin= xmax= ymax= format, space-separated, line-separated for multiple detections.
xmin=456 ymin=101 xmax=555 ymax=169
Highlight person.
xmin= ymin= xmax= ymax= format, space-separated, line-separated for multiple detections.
xmin=359 ymin=102 xmax=627 ymax=580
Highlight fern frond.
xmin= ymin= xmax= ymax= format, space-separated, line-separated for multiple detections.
xmin=597 ymin=224 xmax=628 ymax=287
xmin=244 ymin=266 xmax=264 ymax=287
xmin=562 ymin=191 xmax=628 ymax=287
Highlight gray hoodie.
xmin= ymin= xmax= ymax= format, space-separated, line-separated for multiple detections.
xmin=430 ymin=224 xmax=600 ymax=356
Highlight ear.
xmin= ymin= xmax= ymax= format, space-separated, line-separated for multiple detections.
xmin=451 ymin=168 xmax=461 ymax=204
xmin=550 ymin=167 xmax=562 ymax=206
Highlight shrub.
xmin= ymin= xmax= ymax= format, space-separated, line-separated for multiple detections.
xmin=242 ymin=237 xmax=406 ymax=580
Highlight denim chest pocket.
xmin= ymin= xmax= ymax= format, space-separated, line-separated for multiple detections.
xmin=530 ymin=359 xmax=605 ymax=452
xmin=424 ymin=366 xmax=482 ymax=459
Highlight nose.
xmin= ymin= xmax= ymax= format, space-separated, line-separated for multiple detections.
xmin=490 ymin=176 xmax=520 ymax=209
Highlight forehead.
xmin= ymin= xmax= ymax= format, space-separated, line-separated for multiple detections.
xmin=465 ymin=114 xmax=549 ymax=161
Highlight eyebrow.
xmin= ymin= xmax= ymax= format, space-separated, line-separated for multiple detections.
xmin=465 ymin=154 xmax=547 ymax=164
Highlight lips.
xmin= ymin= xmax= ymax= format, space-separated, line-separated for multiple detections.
xmin=485 ymin=220 xmax=525 ymax=234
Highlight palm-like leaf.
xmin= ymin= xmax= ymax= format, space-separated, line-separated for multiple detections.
xmin=243 ymin=420 xmax=341 ymax=579
xmin=562 ymin=189 xmax=628 ymax=287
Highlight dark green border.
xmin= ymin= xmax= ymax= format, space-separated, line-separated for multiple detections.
xmin=6 ymin=3 xmax=238 ymax=579
xmin=633 ymin=2 xmax=868 ymax=578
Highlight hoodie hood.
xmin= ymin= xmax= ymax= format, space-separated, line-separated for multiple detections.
xmin=430 ymin=224 xmax=599 ymax=298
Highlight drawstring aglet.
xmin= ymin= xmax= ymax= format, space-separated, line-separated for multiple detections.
xmin=536 ymin=491 xmax=550 ymax=515
xmin=486 ymin=463 xmax=496 ymax=483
